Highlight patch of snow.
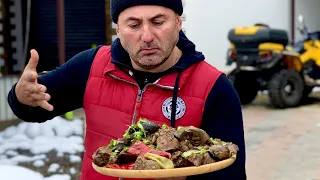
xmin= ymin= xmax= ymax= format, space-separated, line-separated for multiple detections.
xmin=0 ymin=134 xmax=32 ymax=155
xmin=69 ymin=119 xmax=84 ymax=136
xmin=47 ymin=163 xmax=60 ymax=173
xmin=313 ymin=87 xmax=320 ymax=92
xmin=0 ymin=117 xmax=84 ymax=165
xmin=29 ymin=136 xmax=84 ymax=155
xmin=0 ymin=134 xmax=3 ymax=144
xmin=5 ymin=150 xmax=18 ymax=156
xmin=25 ymin=123 xmax=47 ymax=139
xmin=3 ymin=154 xmax=47 ymax=165
xmin=0 ymin=117 xmax=84 ymax=178
xmin=57 ymin=152 xmax=64 ymax=157
xmin=33 ymin=160 xmax=45 ymax=167
xmin=0 ymin=165 xmax=43 ymax=180
xmin=44 ymin=174 xmax=71 ymax=180
xmin=69 ymin=155 xmax=82 ymax=163
xmin=44 ymin=117 xmax=84 ymax=137
xmin=69 ymin=167 xmax=77 ymax=175
xmin=24 ymin=117 xmax=83 ymax=139
xmin=0 ymin=165 xmax=71 ymax=180
xmin=16 ymin=122 xmax=28 ymax=135
xmin=0 ymin=158 xmax=14 ymax=165
xmin=2 ymin=126 xmax=16 ymax=138
xmin=0 ymin=155 xmax=6 ymax=160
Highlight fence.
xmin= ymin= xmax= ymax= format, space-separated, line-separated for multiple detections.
xmin=0 ymin=75 xmax=19 ymax=121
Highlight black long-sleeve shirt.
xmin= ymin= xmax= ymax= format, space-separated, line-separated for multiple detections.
xmin=7 ymin=31 xmax=246 ymax=179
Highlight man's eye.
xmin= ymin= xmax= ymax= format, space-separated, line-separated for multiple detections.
xmin=129 ymin=24 xmax=140 ymax=29
xmin=153 ymin=21 xmax=164 ymax=26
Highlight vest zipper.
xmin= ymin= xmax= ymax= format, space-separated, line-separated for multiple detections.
xmin=107 ymin=74 xmax=179 ymax=180
xmin=107 ymin=73 xmax=142 ymax=126
xmin=107 ymin=74 xmax=140 ymax=180
xmin=108 ymin=74 xmax=178 ymax=125
xmin=108 ymin=73 xmax=138 ymax=87
xmin=153 ymin=78 xmax=180 ymax=90
xmin=137 ymin=89 xmax=142 ymax=100
xmin=131 ymin=89 xmax=143 ymax=125
xmin=152 ymin=84 xmax=176 ymax=90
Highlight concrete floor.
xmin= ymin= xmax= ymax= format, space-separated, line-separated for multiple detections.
xmin=243 ymin=93 xmax=320 ymax=180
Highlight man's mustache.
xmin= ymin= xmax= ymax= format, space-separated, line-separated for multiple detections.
xmin=139 ymin=43 xmax=159 ymax=51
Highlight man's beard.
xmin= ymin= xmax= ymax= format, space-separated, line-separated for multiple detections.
xmin=129 ymin=39 xmax=178 ymax=69
xmin=134 ymin=51 xmax=171 ymax=70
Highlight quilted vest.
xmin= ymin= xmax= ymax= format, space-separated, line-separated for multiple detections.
xmin=81 ymin=46 xmax=222 ymax=180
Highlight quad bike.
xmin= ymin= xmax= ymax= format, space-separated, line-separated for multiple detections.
xmin=226 ymin=15 xmax=320 ymax=108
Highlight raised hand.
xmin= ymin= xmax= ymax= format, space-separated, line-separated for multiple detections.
xmin=15 ymin=49 xmax=54 ymax=111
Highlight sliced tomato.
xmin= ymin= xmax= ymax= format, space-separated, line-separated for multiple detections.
xmin=106 ymin=163 xmax=134 ymax=170
xmin=106 ymin=164 xmax=121 ymax=169
xmin=127 ymin=140 xmax=172 ymax=159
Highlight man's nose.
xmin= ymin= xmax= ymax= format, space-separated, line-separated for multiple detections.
xmin=141 ymin=26 xmax=154 ymax=43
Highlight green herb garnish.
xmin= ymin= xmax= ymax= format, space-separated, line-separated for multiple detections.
xmin=109 ymin=139 xmax=119 ymax=149
xmin=123 ymin=146 xmax=129 ymax=152
xmin=162 ymin=124 xmax=168 ymax=129
xmin=182 ymin=146 xmax=208 ymax=158
xmin=210 ymin=138 xmax=227 ymax=145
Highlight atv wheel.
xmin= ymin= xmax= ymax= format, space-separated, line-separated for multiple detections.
xmin=303 ymin=86 xmax=313 ymax=98
xmin=228 ymin=71 xmax=258 ymax=105
xmin=268 ymin=69 xmax=304 ymax=108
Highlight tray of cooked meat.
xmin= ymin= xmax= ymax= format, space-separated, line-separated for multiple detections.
xmin=92 ymin=118 xmax=238 ymax=178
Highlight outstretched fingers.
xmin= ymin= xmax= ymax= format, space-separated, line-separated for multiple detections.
xmin=30 ymin=92 xmax=51 ymax=102
xmin=36 ymin=100 xmax=54 ymax=111
xmin=26 ymin=49 xmax=39 ymax=71
xmin=26 ymin=83 xmax=47 ymax=93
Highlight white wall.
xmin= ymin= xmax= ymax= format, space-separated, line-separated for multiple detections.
xmin=182 ymin=0 xmax=291 ymax=72
xmin=0 ymin=76 xmax=19 ymax=121
xmin=295 ymin=0 xmax=320 ymax=41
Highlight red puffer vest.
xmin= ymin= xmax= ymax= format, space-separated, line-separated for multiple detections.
xmin=81 ymin=46 xmax=222 ymax=180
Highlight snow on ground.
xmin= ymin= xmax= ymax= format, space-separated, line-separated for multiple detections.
xmin=48 ymin=163 xmax=60 ymax=173
xmin=0 ymin=116 xmax=84 ymax=164
xmin=0 ymin=165 xmax=71 ymax=180
xmin=314 ymin=87 xmax=320 ymax=92
xmin=0 ymin=116 xmax=84 ymax=179
xmin=33 ymin=160 xmax=46 ymax=167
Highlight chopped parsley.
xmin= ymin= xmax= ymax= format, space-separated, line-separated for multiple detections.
xmin=182 ymin=146 xmax=208 ymax=158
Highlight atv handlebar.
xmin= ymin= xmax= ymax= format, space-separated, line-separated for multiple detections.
xmin=296 ymin=15 xmax=317 ymax=41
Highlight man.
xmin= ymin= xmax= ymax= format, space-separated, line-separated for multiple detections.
xmin=8 ymin=0 xmax=246 ymax=179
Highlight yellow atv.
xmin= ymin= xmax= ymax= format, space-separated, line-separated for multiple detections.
xmin=226 ymin=15 xmax=320 ymax=108
xmin=294 ymin=15 xmax=320 ymax=88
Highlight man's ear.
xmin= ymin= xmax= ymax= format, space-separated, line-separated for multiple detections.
xmin=116 ymin=24 xmax=121 ymax=37
xmin=176 ymin=15 xmax=182 ymax=31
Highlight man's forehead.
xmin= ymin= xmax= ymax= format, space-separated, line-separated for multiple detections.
xmin=119 ymin=5 xmax=174 ymax=19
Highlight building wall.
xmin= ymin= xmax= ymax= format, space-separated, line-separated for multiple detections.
xmin=182 ymin=0 xmax=291 ymax=72
xmin=294 ymin=0 xmax=320 ymax=41
xmin=0 ymin=76 xmax=19 ymax=121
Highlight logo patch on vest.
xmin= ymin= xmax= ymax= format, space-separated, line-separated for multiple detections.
xmin=162 ymin=97 xmax=186 ymax=120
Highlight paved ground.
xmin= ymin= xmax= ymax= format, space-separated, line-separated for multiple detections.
xmin=243 ymin=92 xmax=320 ymax=180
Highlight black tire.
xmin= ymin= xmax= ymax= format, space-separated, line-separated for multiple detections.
xmin=228 ymin=71 xmax=258 ymax=105
xmin=303 ymin=86 xmax=313 ymax=98
xmin=268 ymin=69 xmax=304 ymax=108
